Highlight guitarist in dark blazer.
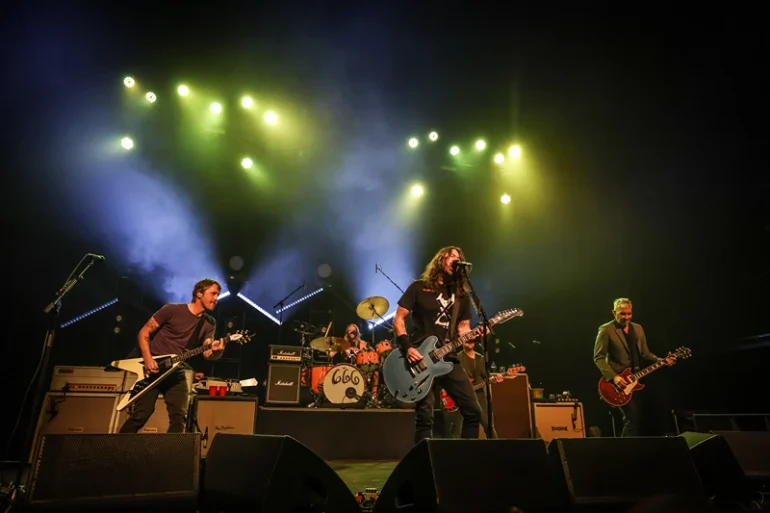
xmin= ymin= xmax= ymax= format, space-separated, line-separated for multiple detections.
xmin=593 ymin=297 xmax=676 ymax=436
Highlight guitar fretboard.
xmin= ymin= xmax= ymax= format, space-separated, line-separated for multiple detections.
xmin=433 ymin=321 xmax=498 ymax=360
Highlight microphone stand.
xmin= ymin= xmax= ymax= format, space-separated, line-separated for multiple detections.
xmin=460 ymin=266 xmax=496 ymax=438
xmin=375 ymin=264 xmax=405 ymax=294
xmin=273 ymin=282 xmax=305 ymax=345
xmin=23 ymin=254 xmax=100 ymax=458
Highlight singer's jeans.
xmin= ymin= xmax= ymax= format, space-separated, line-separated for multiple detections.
xmin=414 ymin=363 xmax=481 ymax=444
xmin=119 ymin=367 xmax=193 ymax=433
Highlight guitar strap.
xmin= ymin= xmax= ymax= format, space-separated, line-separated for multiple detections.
xmin=447 ymin=288 xmax=462 ymax=343
xmin=185 ymin=314 xmax=208 ymax=350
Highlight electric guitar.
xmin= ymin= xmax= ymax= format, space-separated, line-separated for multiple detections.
xmin=111 ymin=330 xmax=253 ymax=411
xmin=382 ymin=308 xmax=523 ymax=404
xmin=597 ymin=346 xmax=692 ymax=406
xmin=440 ymin=364 xmax=526 ymax=413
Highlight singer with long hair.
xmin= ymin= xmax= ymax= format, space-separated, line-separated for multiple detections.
xmin=393 ymin=246 xmax=483 ymax=443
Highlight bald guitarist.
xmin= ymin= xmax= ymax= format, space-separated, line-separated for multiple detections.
xmin=593 ymin=297 xmax=676 ymax=437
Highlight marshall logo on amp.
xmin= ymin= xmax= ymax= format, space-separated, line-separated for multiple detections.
xmin=266 ymin=364 xmax=301 ymax=404
xmin=269 ymin=345 xmax=303 ymax=363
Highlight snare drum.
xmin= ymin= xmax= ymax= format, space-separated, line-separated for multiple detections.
xmin=322 ymin=364 xmax=365 ymax=404
xmin=310 ymin=365 xmax=333 ymax=394
xmin=356 ymin=350 xmax=380 ymax=372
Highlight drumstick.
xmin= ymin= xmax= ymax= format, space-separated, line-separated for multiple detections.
xmin=323 ymin=321 xmax=332 ymax=337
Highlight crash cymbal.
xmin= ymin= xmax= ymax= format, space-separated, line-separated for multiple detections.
xmin=356 ymin=296 xmax=390 ymax=320
xmin=309 ymin=336 xmax=349 ymax=352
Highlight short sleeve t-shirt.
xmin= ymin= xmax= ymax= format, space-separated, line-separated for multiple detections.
xmin=149 ymin=304 xmax=215 ymax=356
xmin=397 ymin=279 xmax=472 ymax=345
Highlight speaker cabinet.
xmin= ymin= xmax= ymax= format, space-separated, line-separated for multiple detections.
xmin=28 ymin=433 xmax=200 ymax=511
xmin=549 ymin=437 xmax=704 ymax=507
xmin=266 ymin=364 xmax=301 ymax=404
xmin=30 ymin=392 xmax=120 ymax=462
xmin=714 ymin=430 xmax=770 ymax=482
xmin=202 ymin=434 xmax=360 ymax=513
xmin=532 ymin=402 xmax=586 ymax=442
xmin=373 ymin=439 xmax=567 ymax=513
xmin=490 ymin=374 xmax=532 ymax=438
xmin=195 ymin=396 xmax=257 ymax=457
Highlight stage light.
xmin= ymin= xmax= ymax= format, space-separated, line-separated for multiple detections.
xmin=494 ymin=153 xmax=505 ymax=164
xmin=411 ymin=184 xmax=424 ymax=197
xmin=241 ymin=157 xmax=253 ymax=169
xmin=429 ymin=131 xmax=438 ymax=141
xmin=123 ymin=77 xmax=135 ymax=88
xmin=241 ymin=96 xmax=253 ymax=108
xmin=145 ymin=92 xmax=157 ymax=103
xmin=501 ymin=193 xmax=511 ymax=204
xmin=120 ymin=137 xmax=134 ymax=150
xmin=508 ymin=145 xmax=522 ymax=159
xmin=475 ymin=140 xmax=486 ymax=151
xmin=264 ymin=110 xmax=278 ymax=124
xmin=177 ymin=85 xmax=189 ymax=96
xmin=210 ymin=102 xmax=222 ymax=114
xmin=449 ymin=146 xmax=460 ymax=156
xmin=60 ymin=298 xmax=119 ymax=328
xmin=408 ymin=137 xmax=419 ymax=148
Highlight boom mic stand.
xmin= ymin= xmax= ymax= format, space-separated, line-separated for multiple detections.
xmin=375 ymin=264 xmax=405 ymax=294
xmin=460 ymin=266 xmax=496 ymax=438
xmin=273 ymin=282 xmax=305 ymax=345
xmin=23 ymin=254 xmax=102 ymax=458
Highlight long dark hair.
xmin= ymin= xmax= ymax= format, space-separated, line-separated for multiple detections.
xmin=418 ymin=246 xmax=470 ymax=296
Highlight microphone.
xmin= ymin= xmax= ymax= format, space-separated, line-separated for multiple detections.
xmin=88 ymin=253 xmax=106 ymax=261
xmin=452 ymin=260 xmax=472 ymax=270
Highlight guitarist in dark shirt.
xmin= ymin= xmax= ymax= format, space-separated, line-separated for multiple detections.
xmin=593 ymin=298 xmax=676 ymax=436
xmin=119 ymin=279 xmax=224 ymax=433
xmin=393 ymin=246 xmax=483 ymax=444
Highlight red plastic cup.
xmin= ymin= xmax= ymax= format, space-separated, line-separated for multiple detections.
xmin=208 ymin=385 xmax=217 ymax=396
xmin=218 ymin=385 xmax=227 ymax=397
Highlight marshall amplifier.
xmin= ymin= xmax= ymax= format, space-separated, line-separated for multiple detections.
xmin=266 ymin=364 xmax=301 ymax=404
xmin=269 ymin=345 xmax=303 ymax=363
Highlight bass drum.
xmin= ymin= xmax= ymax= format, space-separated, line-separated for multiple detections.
xmin=322 ymin=364 xmax=365 ymax=404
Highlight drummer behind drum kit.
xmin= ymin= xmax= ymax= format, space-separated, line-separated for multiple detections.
xmin=293 ymin=296 xmax=408 ymax=409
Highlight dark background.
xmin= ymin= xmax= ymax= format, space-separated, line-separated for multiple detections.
xmin=3 ymin=4 xmax=768 ymax=458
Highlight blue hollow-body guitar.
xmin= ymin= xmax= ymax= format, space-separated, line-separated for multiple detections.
xmin=382 ymin=309 xmax=523 ymax=404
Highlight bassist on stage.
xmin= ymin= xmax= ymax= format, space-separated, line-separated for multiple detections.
xmin=393 ymin=246 xmax=483 ymax=444
xmin=593 ymin=297 xmax=676 ymax=437
xmin=118 ymin=279 xmax=224 ymax=433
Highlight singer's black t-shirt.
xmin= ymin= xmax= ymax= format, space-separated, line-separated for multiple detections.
xmin=398 ymin=279 xmax=472 ymax=347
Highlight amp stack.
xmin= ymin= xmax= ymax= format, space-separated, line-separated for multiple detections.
xmin=266 ymin=345 xmax=303 ymax=405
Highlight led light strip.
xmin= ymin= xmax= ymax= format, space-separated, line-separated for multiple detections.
xmin=60 ymin=298 xmax=119 ymax=328
xmin=237 ymin=292 xmax=281 ymax=325
xmin=275 ymin=287 xmax=324 ymax=314
xmin=368 ymin=311 xmax=396 ymax=330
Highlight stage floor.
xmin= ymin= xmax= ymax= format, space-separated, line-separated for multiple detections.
xmin=327 ymin=460 xmax=398 ymax=494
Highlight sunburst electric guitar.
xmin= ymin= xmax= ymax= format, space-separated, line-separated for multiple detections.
xmin=440 ymin=364 xmax=526 ymax=413
xmin=111 ymin=330 xmax=253 ymax=411
xmin=597 ymin=346 xmax=692 ymax=406
xmin=382 ymin=308 xmax=523 ymax=404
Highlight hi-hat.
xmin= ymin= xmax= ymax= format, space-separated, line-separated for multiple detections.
xmin=309 ymin=336 xmax=349 ymax=352
xmin=356 ymin=296 xmax=390 ymax=321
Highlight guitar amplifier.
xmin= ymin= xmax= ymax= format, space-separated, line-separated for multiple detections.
xmin=490 ymin=374 xmax=533 ymax=438
xmin=265 ymin=364 xmax=301 ymax=404
xmin=50 ymin=366 xmax=136 ymax=393
xmin=269 ymin=345 xmax=303 ymax=363
xmin=532 ymin=401 xmax=586 ymax=442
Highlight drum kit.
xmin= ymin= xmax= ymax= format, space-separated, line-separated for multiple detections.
xmin=294 ymin=295 xmax=406 ymax=408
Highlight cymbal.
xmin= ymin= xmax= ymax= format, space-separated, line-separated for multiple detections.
xmin=309 ymin=336 xmax=349 ymax=352
xmin=356 ymin=296 xmax=390 ymax=320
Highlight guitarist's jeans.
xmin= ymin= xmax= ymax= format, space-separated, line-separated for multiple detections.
xmin=119 ymin=368 xmax=193 ymax=433
xmin=618 ymin=395 xmax=642 ymax=437
xmin=415 ymin=363 xmax=481 ymax=444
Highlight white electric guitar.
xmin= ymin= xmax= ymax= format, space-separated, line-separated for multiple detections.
xmin=111 ymin=330 xmax=252 ymax=411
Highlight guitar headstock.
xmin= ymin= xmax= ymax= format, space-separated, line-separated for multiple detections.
xmin=672 ymin=346 xmax=692 ymax=360
xmin=227 ymin=330 xmax=254 ymax=345
xmin=490 ymin=308 xmax=524 ymax=326
xmin=506 ymin=364 xmax=526 ymax=377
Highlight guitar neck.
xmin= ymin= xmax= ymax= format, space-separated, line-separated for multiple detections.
xmin=171 ymin=338 xmax=220 ymax=364
xmin=629 ymin=359 xmax=667 ymax=381
xmin=434 ymin=322 xmax=496 ymax=360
